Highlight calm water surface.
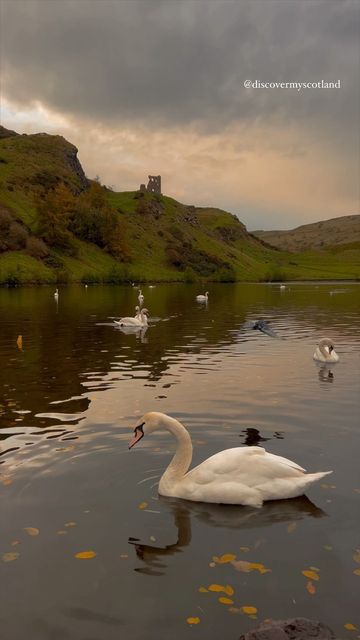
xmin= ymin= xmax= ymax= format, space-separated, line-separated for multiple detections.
xmin=0 ymin=283 xmax=359 ymax=640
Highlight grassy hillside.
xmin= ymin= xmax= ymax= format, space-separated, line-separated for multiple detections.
xmin=0 ymin=126 xmax=359 ymax=284
xmin=253 ymin=215 xmax=360 ymax=251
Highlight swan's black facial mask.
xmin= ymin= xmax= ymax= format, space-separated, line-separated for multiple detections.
xmin=128 ymin=423 xmax=145 ymax=449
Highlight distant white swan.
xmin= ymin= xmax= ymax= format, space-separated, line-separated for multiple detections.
xmin=280 ymin=284 xmax=286 ymax=290
xmin=196 ymin=291 xmax=209 ymax=302
xmin=138 ymin=289 xmax=144 ymax=304
xmin=54 ymin=288 xmax=59 ymax=299
xmin=115 ymin=307 xmax=149 ymax=328
xmin=129 ymin=412 xmax=332 ymax=508
xmin=313 ymin=338 xmax=339 ymax=363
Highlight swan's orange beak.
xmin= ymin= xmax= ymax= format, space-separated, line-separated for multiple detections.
xmin=128 ymin=424 xmax=144 ymax=449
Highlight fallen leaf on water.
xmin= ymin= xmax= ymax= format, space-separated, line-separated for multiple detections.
xmin=232 ymin=560 xmax=271 ymax=574
xmin=212 ymin=553 xmax=236 ymax=564
xmin=2 ymin=552 xmax=19 ymax=562
xmin=11 ymin=541 xmax=20 ymax=546
xmin=219 ymin=597 xmax=234 ymax=605
xmin=138 ymin=502 xmax=148 ymax=510
xmin=198 ymin=587 xmax=208 ymax=593
xmin=344 ymin=623 xmax=357 ymax=631
xmin=353 ymin=550 xmax=360 ymax=564
xmin=324 ymin=545 xmax=333 ymax=551
xmin=57 ymin=530 xmax=67 ymax=535
xmin=302 ymin=570 xmax=320 ymax=581
xmin=241 ymin=606 xmax=258 ymax=615
xmin=75 ymin=550 xmax=97 ymax=559
xmin=306 ymin=581 xmax=316 ymax=595
xmin=209 ymin=562 xmax=216 ymax=568
xmin=287 ymin=522 xmax=297 ymax=533
xmin=1 ymin=476 xmax=13 ymax=486
xmin=24 ymin=527 xmax=39 ymax=537
xmin=186 ymin=617 xmax=200 ymax=625
xmin=228 ymin=607 xmax=241 ymax=614
xmin=64 ymin=522 xmax=76 ymax=527
xmin=208 ymin=584 xmax=234 ymax=596
xmin=310 ymin=566 xmax=320 ymax=572
xmin=239 ymin=546 xmax=250 ymax=552
xmin=120 ymin=554 xmax=128 ymax=558
xmin=16 ymin=335 xmax=23 ymax=350
xmin=353 ymin=569 xmax=360 ymax=576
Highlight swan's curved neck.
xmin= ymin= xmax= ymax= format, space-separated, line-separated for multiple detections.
xmin=319 ymin=342 xmax=330 ymax=358
xmin=161 ymin=416 xmax=193 ymax=482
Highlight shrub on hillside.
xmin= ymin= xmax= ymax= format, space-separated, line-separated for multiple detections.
xmin=26 ymin=236 xmax=49 ymax=259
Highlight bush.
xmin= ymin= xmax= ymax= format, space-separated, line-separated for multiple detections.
xmin=216 ymin=266 xmax=237 ymax=282
xmin=6 ymin=222 xmax=28 ymax=251
xmin=26 ymin=236 xmax=49 ymax=259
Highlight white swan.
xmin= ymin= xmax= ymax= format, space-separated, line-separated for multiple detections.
xmin=280 ymin=284 xmax=286 ymax=290
xmin=54 ymin=288 xmax=59 ymax=299
xmin=313 ymin=338 xmax=339 ymax=363
xmin=115 ymin=306 xmax=149 ymax=327
xmin=129 ymin=412 xmax=332 ymax=508
xmin=196 ymin=291 xmax=209 ymax=302
xmin=138 ymin=289 xmax=144 ymax=305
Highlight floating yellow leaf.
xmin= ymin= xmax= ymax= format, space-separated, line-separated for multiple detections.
xmin=198 ymin=587 xmax=208 ymax=593
xmin=2 ymin=552 xmax=19 ymax=562
xmin=212 ymin=553 xmax=236 ymax=564
xmin=120 ymin=554 xmax=128 ymax=559
xmin=75 ymin=550 xmax=97 ymax=559
xmin=310 ymin=566 xmax=320 ymax=572
xmin=353 ymin=568 xmax=360 ymax=576
xmin=302 ymin=570 xmax=320 ymax=581
xmin=57 ymin=530 xmax=67 ymax=535
xmin=232 ymin=560 xmax=271 ymax=574
xmin=324 ymin=545 xmax=333 ymax=551
xmin=306 ymin=581 xmax=316 ymax=595
xmin=219 ymin=597 xmax=234 ymax=605
xmin=353 ymin=550 xmax=360 ymax=564
xmin=16 ymin=335 xmax=23 ymax=350
xmin=241 ymin=606 xmax=258 ymax=615
xmin=24 ymin=527 xmax=39 ymax=537
xmin=228 ymin=607 xmax=241 ymax=614
xmin=138 ymin=502 xmax=148 ymax=510
xmin=344 ymin=623 xmax=357 ymax=631
xmin=1 ymin=476 xmax=13 ymax=486
xmin=208 ymin=584 xmax=234 ymax=595
xmin=239 ymin=546 xmax=250 ymax=552
xmin=287 ymin=522 xmax=297 ymax=533
xmin=64 ymin=522 xmax=76 ymax=527
xmin=186 ymin=617 xmax=200 ymax=625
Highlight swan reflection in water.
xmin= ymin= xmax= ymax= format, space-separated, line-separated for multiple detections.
xmin=115 ymin=325 xmax=148 ymax=343
xmin=128 ymin=495 xmax=326 ymax=575
xmin=316 ymin=364 xmax=335 ymax=384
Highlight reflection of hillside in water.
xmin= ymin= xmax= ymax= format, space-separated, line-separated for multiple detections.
xmin=0 ymin=284 xmax=358 ymax=451
xmin=129 ymin=495 xmax=326 ymax=575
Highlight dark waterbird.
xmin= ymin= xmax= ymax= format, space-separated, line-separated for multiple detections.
xmin=245 ymin=319 xmax=281 ymax=338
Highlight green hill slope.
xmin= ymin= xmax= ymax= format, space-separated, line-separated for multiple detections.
xmin=0 ymin=126 xmax=359 ymax=284
xmin=253 ymin=215 xmax=360 ymax=251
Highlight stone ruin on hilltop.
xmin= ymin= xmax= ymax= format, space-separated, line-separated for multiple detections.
xmin=139 ymin=175 xmax=161 ymax=194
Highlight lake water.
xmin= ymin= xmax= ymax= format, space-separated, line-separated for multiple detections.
xmin=0 ymin=283 xmax=359 ymax=640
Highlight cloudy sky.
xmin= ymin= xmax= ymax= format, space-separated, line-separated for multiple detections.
xmin=1 ymin=0 xmax=359 ymax=229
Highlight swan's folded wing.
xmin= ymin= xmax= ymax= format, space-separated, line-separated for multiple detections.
xmin=185 ymin=446 xmax=305 ymax=488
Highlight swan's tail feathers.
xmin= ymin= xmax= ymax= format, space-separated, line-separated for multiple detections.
xmin=258 ymin=470 xmax=333 ymax=502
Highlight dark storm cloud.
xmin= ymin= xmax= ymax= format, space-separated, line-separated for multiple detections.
xmin=1 ymin=0 xmax=359 ymax=132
